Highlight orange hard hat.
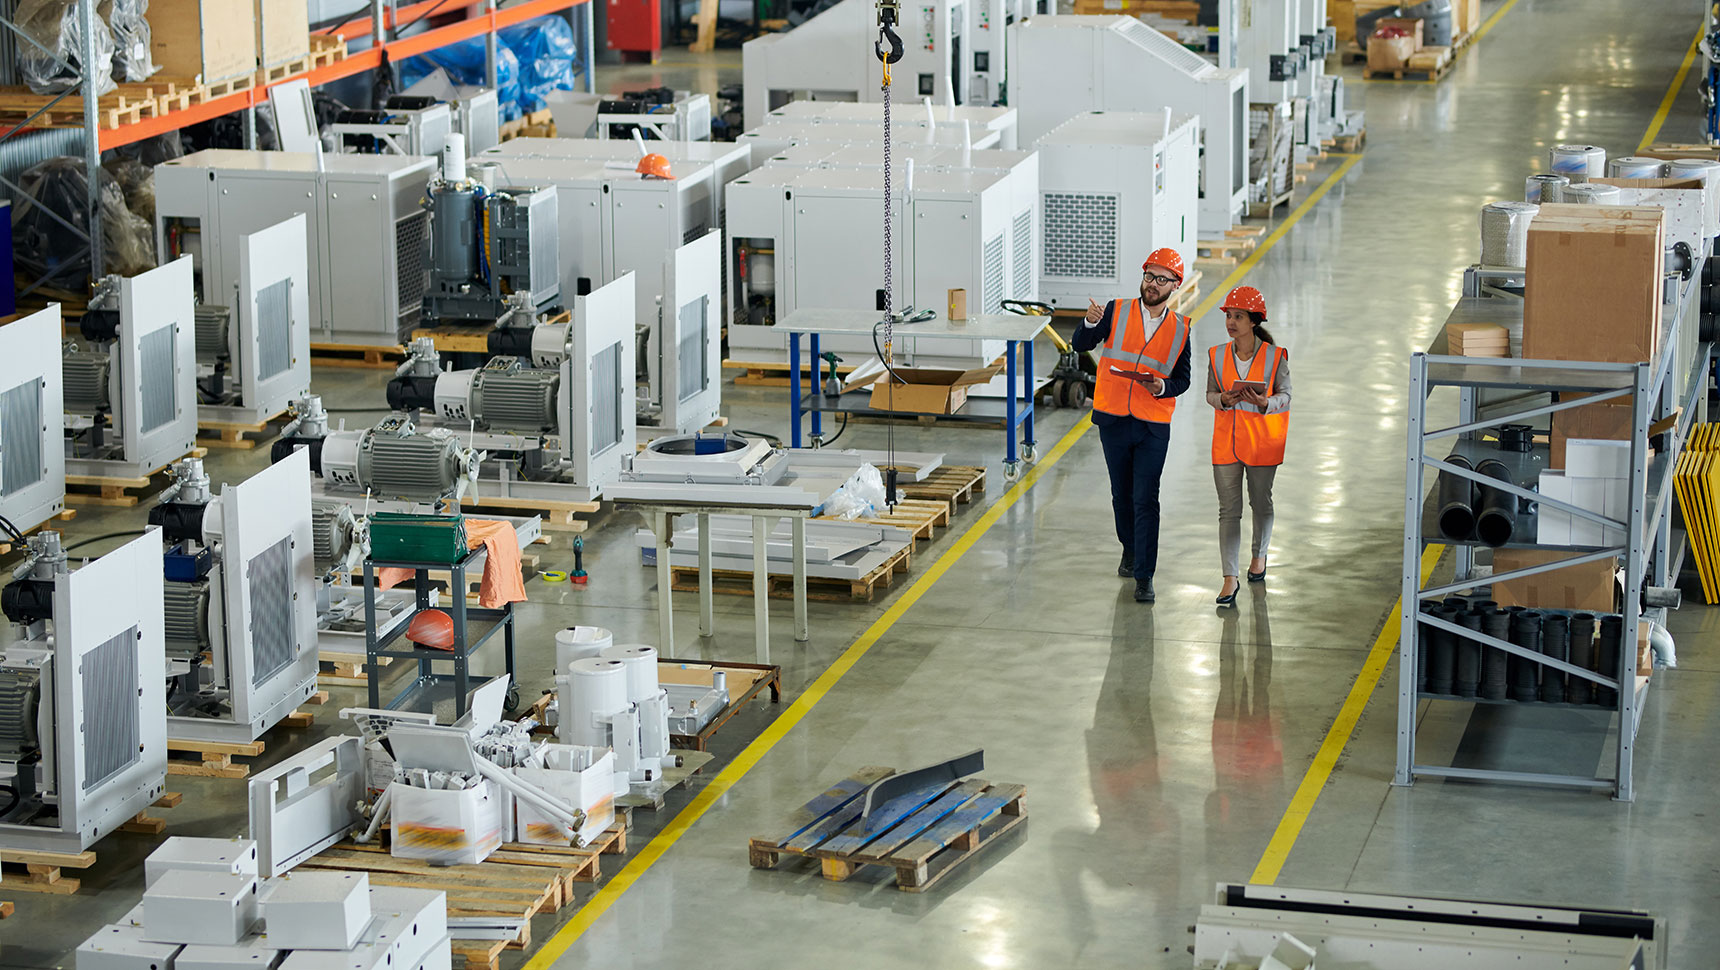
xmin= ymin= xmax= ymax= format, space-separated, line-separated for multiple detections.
xmin=1220 ymin=285 xmax=1268 ymax=319
xmin=1142 ymin=247 xmax=1184 ymax=282
xmin=636 ymin=153 xmax=676 ymax=179
xmin=406 ymin=609 xmax=455 ymax=651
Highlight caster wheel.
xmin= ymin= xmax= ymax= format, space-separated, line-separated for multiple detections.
xmin=504 ymin=685 xmax=521 ymax=714
xmin=1066 ymin=381 xmax=1088 ymax=408
xmin=1022 ymin=444 xmax=1039 ymax=464
xmin=1004 ymin=461 xmax=1022 ymax=483
xmin=1045 ymin=379 xmax=1065 ymax=407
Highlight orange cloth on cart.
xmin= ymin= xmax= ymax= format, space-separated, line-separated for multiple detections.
xmin=376 ymin=519 xmax=528 ymax=608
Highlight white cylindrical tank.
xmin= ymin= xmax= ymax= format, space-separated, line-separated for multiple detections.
xmin=601 ymin=644 xmax=660 ymax=703
xmin=562 ymin=657 xmax=628 ymax=748
xmin=555 ymin=626 xmax=614 ymax=672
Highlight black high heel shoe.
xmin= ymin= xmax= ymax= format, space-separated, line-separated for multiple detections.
xmin=1216 ymin=585 xmax=1238 ymax=607
xmin=1247 ymin=562 xmax=1268 ymax=583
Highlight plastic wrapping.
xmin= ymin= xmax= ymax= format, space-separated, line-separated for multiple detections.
xmin=401 ymin=42 xmax=524 ymax=120
xmin=15 ymin=0 xmax=117 ymax=96
xmin=499 ymin=16 xmax=579 ymax=113
xmin=1479 ymin=201 xmax=1537 ymax=268
xmin=107 ymin=0 xmax=159 ymax=81
xmin=822 ymin=464 xmax=890 ymax=520
xmin=103 ymin=156 xmax=156 ymax=223
xmin=10 ymin=156 xmax=156 ymax=290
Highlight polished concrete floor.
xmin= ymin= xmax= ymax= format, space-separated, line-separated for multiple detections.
xmin=7 ymin=0 xmax=1720 ymax=966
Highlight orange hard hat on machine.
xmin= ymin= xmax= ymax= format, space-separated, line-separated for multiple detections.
xmin=1141 ymin=247 xmax=1185 ymax=282
xmin=1220 ymin=285 xmax=1268 ymax=319
xmin=407 ymin=609 xmax=455 ymax=651
xmin=636 ymin=153 xmax=676 ymax=179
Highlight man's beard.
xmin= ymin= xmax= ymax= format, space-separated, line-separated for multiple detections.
xmin=1140 ymin=287 xmax=1170 ymax=308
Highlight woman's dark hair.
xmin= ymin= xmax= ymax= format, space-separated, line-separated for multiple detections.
xmin=1248 ymin=311 xmax=1275 ymax=346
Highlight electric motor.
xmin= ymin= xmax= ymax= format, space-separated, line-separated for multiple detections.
xmin=195 ymin=304 xmax=232 ymax=359
xmin=428 ymin=183 xmax=481 ymax=280
xmin=320 ymin=418 xmax=480 ymax=501
xmin=62 ymin=349 xmax=111 ymax=413
xmin=0 ymin=668 xmax=43 ymax=762
xmin=163 ymin=580 xmax=212 ymax=658
xmin=310 ymin=500 xmax=362 ymax=573
xmin=433 ymin=357 xmax=560 ymax=432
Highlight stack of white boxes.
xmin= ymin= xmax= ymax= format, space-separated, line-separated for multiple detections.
xmin=1538 ymin=439 xmax=1633 ymax=547
xmin=77 ymin=838 xmax=451 ymax=970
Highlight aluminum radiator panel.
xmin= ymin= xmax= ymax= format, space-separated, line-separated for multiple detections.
xmin=247 ymin=536 xmax=296 ymax=684
xmin=676 ymin=297 xmax=708 ymax=403
xmin=0 ymin=376 xmax=44 ymax=496
xmin=659 ymin=231 xmax=722 ymax=433
xmin=255 ymin=279 xmax=293 ymax=381
xmin=591 ymin=343 xmax=622 ymax=454
xmin=81 ymin=627 xmax=142 ymax=791
xmin=0 ymin=306 xmax=64 ymax=535
xmin=137 ymin=324 xmax=178 ymax=433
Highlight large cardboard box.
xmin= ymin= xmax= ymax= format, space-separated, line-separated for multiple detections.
xmin=1453 ymin=0 xmax=1482 ymax=37
xmin=1333 ymin=0 xmax=1406 ymax=44
xmin=151 ymin=0 xmax=257 ymax=83
xmin=1375 ymin=16 xmax=1424 ymax=47
xmin=1368 ymin=33 xmax=1418 ymax=72
xmin=1550 ymin=396 xmax=1633 ymax=468
xmin=1491 ymin=548 xmax=1618 ymax=612
xmin=257 ymin=0 xmax=310 ymax=71
xmin=866 ymin=360 xmax=1004 ymax=415
xmin=1523 ymin=204 xmax=1664 ymax=366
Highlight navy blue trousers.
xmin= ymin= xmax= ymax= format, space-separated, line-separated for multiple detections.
xmin=1097 ymin=417 xmax=1170 ymax=581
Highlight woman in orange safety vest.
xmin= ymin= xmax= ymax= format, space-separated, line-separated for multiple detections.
xmin=1206 ymin=286 xmax=1290 ymax=607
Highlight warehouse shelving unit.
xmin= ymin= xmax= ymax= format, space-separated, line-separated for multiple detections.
xmin=1 ymin=0 xmax=594 ymax=292
xmin=1397 ymin=264 xmax=1712 ymax=801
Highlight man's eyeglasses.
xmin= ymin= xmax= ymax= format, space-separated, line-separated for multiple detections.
xmin=1142 ymin=271 xmax=1179 ymax=287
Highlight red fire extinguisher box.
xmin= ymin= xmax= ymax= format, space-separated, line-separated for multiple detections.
xmin=607 ymin=0 xmax=661 ymax=61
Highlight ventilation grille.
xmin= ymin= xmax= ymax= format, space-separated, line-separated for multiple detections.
xmin=1042 ymin=192 xmax=1119 ymax=280
xmin=1116 ymin=18 xmax=1214 ymax=76
xmin=138 ymin=325 xmax=177 ymax=433
xmin=0 ymin=378 xmax=44 ymax=497
xmin=1012 ymin=209 xmax=1033 ymax=299
xmin=247 ymin=536 xmax=296 ymax=685
xmin=255 ymin=279 xmax=292 ymax=382
xmin=981 ymin=233 xmax=1005 ymax=313
xmin=81 ymin=627 xmax=141 ymax=792
xmin=591 ymin=342 xmax=622 ymax=455
xmin=677 ymin=298 xmax=709 ymax=402
xmin=395 ymin=211 xmax=430 ymax=324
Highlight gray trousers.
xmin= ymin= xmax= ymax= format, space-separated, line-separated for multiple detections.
xmin=1214 ymin=463 xmax=1278 ymax=577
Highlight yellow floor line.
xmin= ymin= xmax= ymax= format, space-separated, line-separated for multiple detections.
xmin=1639 ymin=21 xmax=1705 ymax=151
xmin=1248 ymin=544 xmax=1444 ymax=885
xmin=1473 ymin=0 xmax=1524 ymax=43
xmin=523 ymin=155 xmax=1366 ymax=968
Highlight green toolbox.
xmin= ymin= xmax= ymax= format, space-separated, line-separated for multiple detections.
xmin=368 ymin=512 xmax=469 ymax=564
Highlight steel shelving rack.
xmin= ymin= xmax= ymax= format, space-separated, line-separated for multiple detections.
xmin=1397 ymin=262 xmax=1712 ymax=801
xmin=1 ymin=0 xmax=595 ymax=293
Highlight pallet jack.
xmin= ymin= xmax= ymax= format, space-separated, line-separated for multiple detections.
xmin=1002 ymin=300 xmax=1095 ymax=408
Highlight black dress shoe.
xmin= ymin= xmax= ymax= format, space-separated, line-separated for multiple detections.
xmin=1216 ymin=589 xmax=1238 ymax=607
xmin=1134 ymin=579 xmax=1155 ymax=603
xmin=1247 ymin=562 xmax=1267 ymax=583
xmin=1118 ymin=555 xmax=1134 ymax=578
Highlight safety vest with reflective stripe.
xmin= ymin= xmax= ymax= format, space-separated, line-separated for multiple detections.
xmin=1210 ymin=341 xmax=1289 ymax=466
xmin=1092 ymin=300 xmax=1189 ymax=424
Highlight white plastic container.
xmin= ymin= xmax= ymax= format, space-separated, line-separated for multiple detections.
xmin=388 ymin=780 xmax=504 ymax=865
xmin=513 ymin=744 xmax=617 ymax=847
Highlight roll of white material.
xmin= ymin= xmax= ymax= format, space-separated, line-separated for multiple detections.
xmin=554 ymin=626 xmax=614 ymax=671
xmin=566 ymin=658 xmax=629 ymax=748
xmin=601 ymin=644 xmax=661 ymax=703
xmin=1609 ymin=156 xmax=1666 ymax=178
xmin=1480 ymin=201 xmax=1538 ymax=267
xmin=1525 ymin=174 xmax=1568 ymax=204
xmin=1668 ymin=159 xmax=1720 ymax=237
xmin=1560 ymin=182 xmax=1623 ymax=205
xmin=1550 ymin=144 xmax=1606 ymax=181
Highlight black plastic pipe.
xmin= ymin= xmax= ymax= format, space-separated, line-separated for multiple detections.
xmin=1424 ymin=603 xmax=1459 ymax=695
xmin=1539 ymin=613 xmax=1569 ymax=703
xmin=1478 ymin=608 xmax=1511 ymax=700
xmin=1436 ymin=454 xmax=1476 ymax=540
xmin=1455 ymin=608 xmax=1483 ymax=698
xmin=1597 ymin=615 xmax=1623 ymax=707
xmin=1509 ymin=610 xmax=1543 ymax=702
xmin=1567 ymin=612 xmax=1596 ymax=705
xmin=1475 ymin=458 xmax=1518 ymax=547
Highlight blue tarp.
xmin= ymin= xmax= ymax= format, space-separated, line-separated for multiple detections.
xmin=399 ymin=15 xmax=580 ymax=121
xmin=400 ymin=40 xmax=524 ymax=120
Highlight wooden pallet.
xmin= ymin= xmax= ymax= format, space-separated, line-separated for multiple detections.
xmin=1364 ymin=44 xmax=1454 ymax=81
xmin=1247 ymin=186 xmax=1295 ymax=218
xmin=259 ymin=33 xmax=348 ymax=82
xmin=1333 ymin=127 xmax=1367 ymax=153
xmin=0 ymin=85 xmax=160 ymax=130
xmin=0 ymin=901 xmax=11 ymax=918
xmin=65 ymin=446 xmax=208 ymax=508
xmin=318 ymin=650 xmax=396 ymax=687
xmin=888 ymin=464 xmax=986 ymax=513
xmin=309 ymin=341 xmax=406 ymax=368
xmin=724 ymin=357 xmax=861 ymax=388
xmin=197 ymin=409 xmax=290 ymax=450
xmin=459 ymin=495 xmax=600 ymax=535
xmin=749 ymin=767 xmax=1026 ymax=892
xmin=166 ymin=737 xmax=265 ymax=779
xmin=669 ymin=539 xmax=913 ymax=603
xmin=279 ymin=690 xmax=331 ymax=728
xmin=660 ymin=659 xmax=783 ymax=752
xmin=0 ymin=508 xmax=76 ymax=556
xmin=1196 ymin=232 xmax=1261 ymax=265
xmin=500 ymin=109 xmax=555 ymax=142
xmin=0 ymin=848 xmax=97 ymax=895
xmin=816 ymin=498 xmax=949 ymax=542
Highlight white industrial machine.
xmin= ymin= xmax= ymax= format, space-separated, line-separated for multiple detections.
xmin=63 ymin=258 xmax=199 ymax=479
xmin=0 ymin=530 xmax=166 ymax=854
xmin=146 ymin=451 xmax=319 ymax=745
xmin=737 ymin=116 xmax=1003 ymax=162
xmin=382 ymin=275 xmax=638 ymax=502
xmin=0 ymin=306 xmax=66 ymax=538
xmin=765 ymin=98 xmax=1019 ymax=149
xmin=332 ymin=97 xmax=453 ymax=156
xmin=1008 ymin=15 xmax=1251 ymax=231
xmin=400 ymin=73 xmax=502 ymax=154
xmin=1034 ymin=110 xmax=1199 ymax=310
xmin=545 ymin=89 xmax=713 ymax=141
xmin=193 ymin=214 xmax=313 ymax=427
xmin=725 ymin=163 xmax=1026 ymax=365
xmin=556 ymin=646 xmax=681 ymax=798
xmin=154 ymin=149 xmax=437 ymax=344
xmin=457 ymin=154 xmax=721 ymax=433
xmin=421 ymin=148 xmax=561 ymax=328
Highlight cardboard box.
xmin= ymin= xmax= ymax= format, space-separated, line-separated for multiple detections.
xmin=257 ymin=0 xmax=310 ymax=70
xmin=1491 ymin=548 xmax=1617 ymax=612
xmin=1375 ymin=16 xmax=1424 ymax=47
xmin=1550 ymin=396 xmax=1633 ymax=468
xmin=1331 ymin=0 xmax=1403 ymax=43
xmin=1637 ymin=621 xmax=1653 ymax=677
xmin=1589 ymin=176 xmax=1710 ymax=253
xmin=513 ymin=744 xmax=617 ymax=847
xmin=1454 ymin=0 xmax=1482 ymax=36
xmin=947 ymin=288 xmax=967 ymax=321
xmin=150 ymin=0 xmax=258 ymax=83
xmin=1368 ymin=32 xmax=1418 ymax=72
xmin=866 ymin=360 xmax=1003 ymax=414
xmin=1523 ymin=204 xmax=1664 ymax=366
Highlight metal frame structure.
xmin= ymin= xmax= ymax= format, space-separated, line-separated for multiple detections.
xmin=362 ymin=550 xmax=516 ymax=718
xmin=1398 ymin=265 xmax=1712 ymax=801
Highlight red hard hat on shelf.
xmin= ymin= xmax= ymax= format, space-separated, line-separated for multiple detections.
xmin=1220 ymin=285 xmax=1268 ymax=319
xmin=407 ymin=610 xmax=455 ymax=651
xmin=1142 ymin=248 xmax=1185 ymax=282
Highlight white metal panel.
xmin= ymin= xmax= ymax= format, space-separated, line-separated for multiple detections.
xmin=235 ymin=214 xmax=312 ymax=422
xmin=657 ymin=231 xmax=723 ymax=433
xmin=323 ymin=174 xmax=402 ymax=340
xmin=213 ymin=171 xmax=322 ymax=312
xmin=562 ymin=275 xmax=637 ymax=499
xmin=794 ymin=194 xmax=889 ymax=311
xmin=118 ymin=257 xmax=198 ymax=473
xmin=0 ymin=305 xmax=65 ymax=535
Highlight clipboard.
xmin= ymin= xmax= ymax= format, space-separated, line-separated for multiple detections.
xmin=1108 ymin=365 xmax=1159 ymax=384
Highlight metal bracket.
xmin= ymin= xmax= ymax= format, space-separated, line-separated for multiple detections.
xmin=859 ymin=748 xmax=984 ymax=830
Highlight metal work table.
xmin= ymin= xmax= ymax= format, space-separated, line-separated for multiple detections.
xmin=614 ymin=499 xmax=816 ymax=664
xmin=362 ymin=549 xmax=517 ymax=718
xmin=778 ymin=309 xmax=1051 ymax=481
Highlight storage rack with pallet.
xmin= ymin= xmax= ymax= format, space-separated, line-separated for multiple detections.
xmin=0 ymin=0 xmax=597 ymax=297
xmin=1397 ymin=262 xmax=1713 ymax=800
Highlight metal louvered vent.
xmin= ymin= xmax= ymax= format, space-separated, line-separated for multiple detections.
xmin=1116 ymin=18 xmax=1215 ymax=76
xmin=1012 ymin=209 xmax=1033 ymax=298
xmin=247 ymin=536 xmax=296 ymax=685
xmin=255 ymin=279 xmax=293 ymax=381
xmin=0 ymin=378 xmax=44 ymax=496
xmin=395 ymin=211 xmax=430 ymax=332
xmin=1042 ymin=192 xmax=1119 ymax=280
xmin=81 ymin=626 xmax=141 ymax=791
xmin=677 ymin=297 xmax=709 ymax=402
xmin=591 ymin=342 xmax=622 ymax=454
xmin=138 ymin=324 xmax=178 ymax=433
xmin=981 ymin=234 xmax=1005 ymax=313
